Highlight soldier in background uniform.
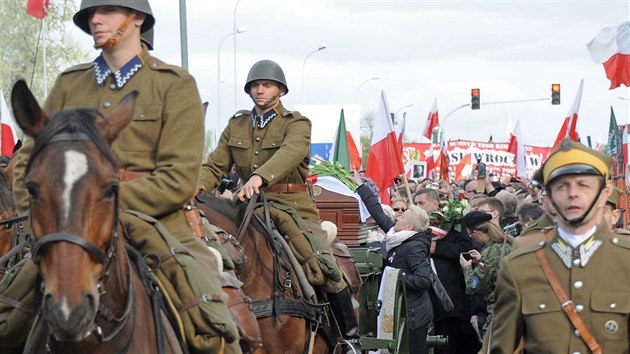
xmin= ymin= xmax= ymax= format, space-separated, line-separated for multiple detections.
xmin=10 ymin=1 xmax=238 ymax=353
xmin=490 ymin=138 xmax=630 ymax=353
xmin=199 ymin=59 xmax=361 ymax=354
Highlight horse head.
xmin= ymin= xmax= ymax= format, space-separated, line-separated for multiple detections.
xmin=11 ymin=79 xmax=137 ymax=341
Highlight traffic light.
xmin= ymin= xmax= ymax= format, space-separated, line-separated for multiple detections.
xmin=471 ymin=88 xmax=480 ymax=110
xmin=551 ymin=83 xmax=561 ymax=105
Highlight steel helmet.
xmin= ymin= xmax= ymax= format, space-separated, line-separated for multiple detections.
xmin=73 ymin=0 xmax=155 ymax=35
xmin=141 ymin=28 xmax=154 ymax=50
xmin=244 ymin=60 xmax=289 ymax=94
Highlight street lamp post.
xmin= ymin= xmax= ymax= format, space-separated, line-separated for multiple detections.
xmin=301 ymin=44 xmax=327 ymax=105
xmin=394 ymin=103 xmax=414 ymax=124
xmin=354 ymin=76 xmax=381 ymax=104
xmin=218 ymin=27 xmax=248 ymax=141
xmin=233 ymin=0 xmax=242 ymax=112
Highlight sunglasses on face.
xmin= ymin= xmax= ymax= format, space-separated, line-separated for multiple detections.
xmin=393 ymin=208 xmax=407 ymax=212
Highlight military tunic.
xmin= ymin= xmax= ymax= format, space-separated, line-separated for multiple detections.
xmin=463 ymin=240 xmax=512 ymax=333
xmin=200 ymin=101 xmax=320 ymax=224
xmin=490 ymin=227 xmax=630 ymax=353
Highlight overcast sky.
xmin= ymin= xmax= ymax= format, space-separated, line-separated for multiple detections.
xmin=69 ymin=0 xmax=630 ymax=147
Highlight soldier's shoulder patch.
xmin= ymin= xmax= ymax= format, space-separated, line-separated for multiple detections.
xmin=60 ymin=62 xmax=92 ymax=75
xmin=230 ymin=110 xmax=251 ymax=119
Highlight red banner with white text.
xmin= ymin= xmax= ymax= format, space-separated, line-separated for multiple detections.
xmin=402 ymin=140 xmax=553 ymax=180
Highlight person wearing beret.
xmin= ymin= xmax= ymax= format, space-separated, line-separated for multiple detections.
xmin=459 ymin=211 xmax=513 ymax=338
xmin=490 ymin=138 xmax=630 ymax=353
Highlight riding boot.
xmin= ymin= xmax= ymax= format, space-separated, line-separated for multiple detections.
xmin=328 ymin=287 xmax=361 ymax=354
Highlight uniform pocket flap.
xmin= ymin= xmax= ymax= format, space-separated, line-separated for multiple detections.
xmin=261 ymin=137 xmax=282 ymax=149
xmin=228 ymin=137 xmax=251 ymax=149
xmin=133 ymin=104 xmax=161 ymax=121
xmin=591 ymin=290 xmax=630 ymax=312
xmin=522 ymin=291 xmax=561 ymax=315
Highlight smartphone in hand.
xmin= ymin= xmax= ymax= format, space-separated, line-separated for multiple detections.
xmin=461 ymin=252 xmax=473 ymax=261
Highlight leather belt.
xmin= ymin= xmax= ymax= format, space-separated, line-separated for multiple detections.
xmin=119 ymin=169 xmax=150 ymax=182
xmin=265 ymin=183 xmax=308 ymax=193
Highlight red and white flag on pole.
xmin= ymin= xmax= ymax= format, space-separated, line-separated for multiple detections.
xmin=552 ymin=79 xmax=583 ymax=148
xmin=424 ymin=143 xmax=437 ymax=174
xmin=397 ymin=114 xmax=406 ymax=156
xmin=507 ymin=119 xmax=527 ymax=177
xmin=587 ymin=21 xmax=630 ymax=89
xmin=455 ymin=153 xmax=472 ymax=180
xmin=0 ymin=92 xmax=18 ymax=157
xmin=422 ymin=98 xmax=439 ymax=140
xmin=26 ymin=0 xmax=50 ymax=19
xmin=365 ymin=91 xmax=404 ymax=205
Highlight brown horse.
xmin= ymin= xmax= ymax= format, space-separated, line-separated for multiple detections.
xmin=0 ymin=164 xmax=25 ymax=277
xmin=197 ymin=195 xmax=333 ymax=354
xmin=10 ymin=80 xmax=181 ymax=354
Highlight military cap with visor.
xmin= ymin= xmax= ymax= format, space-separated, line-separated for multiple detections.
xmin=73 ymin=0 xmax=155 ymax=35
xmin=244 ymin=60 xmax=289 ymax=94
xmin=533 ymin=138 xmax=613 ymax=186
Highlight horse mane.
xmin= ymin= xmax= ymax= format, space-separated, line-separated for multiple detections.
xmin=0 ymin=171 xmax=13 ymax=211
xmin=27 ymin=108 xmax=118 ymax=172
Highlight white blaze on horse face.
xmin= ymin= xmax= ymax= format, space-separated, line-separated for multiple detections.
xmin=60 ymin=296 xmax=72 ymax=322
xmin=63 ymin=150 xmax=88 ymax=223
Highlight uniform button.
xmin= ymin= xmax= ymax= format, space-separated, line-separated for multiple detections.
xmin=610 ymin=303 xmax=617 ymax=310
xmin=270 ymin=174 xmax=275 ymax=179
xmin=237 ymin=141 xmax=242 ymax=146
xmin=575 ymin=304 xmax=584 ymax=312
xmin=255 ymin=137 xmax=261 ymax=142
xmin=139 ymin=113 xmax=145 ymax=119
xmin=272 ymin=143 xmax=276 ymax=147
xmin=538 ymin=241 xmax=545 ymax=247
xmin=254 ymin=151 xmax=259 ymax=155
xmin=574 ymin=330 xmax=580 ymax=337
xmin=103 ymin=101 xmax=111 ymax=108
xmin=574 ymin=281 xmax=583 ymax=289
xmin=253 ymin=164 xmax=258 ymax=169
xmin=573 ymin=259 xmax=581 ymax=266
xmin=109 ymin=83 xmax=116 ymax=90
xmin=538 ymin=304 xmax=546 ymax=310
xmin=613 ymin=237 xmax=619 ymax=244
xmin=572 ymin=351 xmax=582 ymax=354
xmin=151 ymin=62 xmax=158 ymax=68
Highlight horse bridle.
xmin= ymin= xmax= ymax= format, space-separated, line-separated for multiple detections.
xmin=26 ymin=132 xmax=136 ymax=349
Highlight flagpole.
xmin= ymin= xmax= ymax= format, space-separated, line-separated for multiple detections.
xmin=401 ymin=174 xmax=413 ymax=206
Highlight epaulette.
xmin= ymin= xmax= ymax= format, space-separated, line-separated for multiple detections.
xmin=609 ymin=229 xmax=630 ymax=249
xmin=60 ymin=62 xmax=93 ymax=75
xmin=230 ymin=110 xmax=250 ymax=119
xmin=279 ymin=109 xmax=302 ymax=119
xmin=145 ymin=57 xmax=185 ymax=77
xmin=506 ymin=238 xmax=545 ymax=260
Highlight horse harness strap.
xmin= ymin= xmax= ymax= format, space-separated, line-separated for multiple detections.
xmin=265 ymin=183 xmax=308 ymax=194
xmin=32 ymin=232 xmax=108 ymax=264
xmin=250 ymin=298 xmax=318 ymax=322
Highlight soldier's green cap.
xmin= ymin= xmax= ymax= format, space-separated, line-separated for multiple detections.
xmin=73 ymin=0 xmax=155 ymax=35
xmin=533 ymin=138 xmax=613 ymax=185
xmin=607 ymin=186 xmax=623 ymax=207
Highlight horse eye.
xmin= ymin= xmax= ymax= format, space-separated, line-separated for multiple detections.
xmin=25 ymin=183 xmax=39 ymax=199
xmin=102 ymin=184 xmax=118 ymax=200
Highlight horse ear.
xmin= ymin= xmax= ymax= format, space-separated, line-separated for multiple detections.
xmin=99 ymin=91 xmax=138 ymax=144
xmin=10 ymin=79 xmax=49 ymax=138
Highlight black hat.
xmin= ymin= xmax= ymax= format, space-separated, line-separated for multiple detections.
xmin=463 ymin=211 xmax=492 ymax=230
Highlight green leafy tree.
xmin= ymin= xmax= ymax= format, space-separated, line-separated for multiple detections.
xmin=0 ymin=1 xmax=88 ymax=103
xmin=359 ymin=110 xmax=375 ymax=168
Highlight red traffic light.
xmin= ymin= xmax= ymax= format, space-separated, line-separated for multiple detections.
xmin=471 ymin=88 xmax=480 ymax=110
xmin=471 ymin=88 xmax=480 ymax=97
xmin=551 ymin=84 xmax=560 ymax=105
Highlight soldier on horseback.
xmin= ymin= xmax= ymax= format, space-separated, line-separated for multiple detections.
xmin=199 ymin=59 xmax=362 ymax=353
xmin=9 ymin=1 xmax=239 ymax=353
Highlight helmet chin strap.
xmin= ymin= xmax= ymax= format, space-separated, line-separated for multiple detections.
xmin=94 ymin=12 xmax=137 ymax=49
xmin=548 ymin=178 xmax=605 ymax=226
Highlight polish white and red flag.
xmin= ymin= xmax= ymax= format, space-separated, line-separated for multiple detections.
xmin=552 ymin=79 xmax=583 ymax=149
xmin=507 ymin=119 xmax=527 ymax=177
xmin=587 ymin=21 xmax=630 ymax=89
xmin=422 ymin=98 xmax=439 ymax=140
xmin=365 ymin=91 xmax=404 ymax=205
xmin=0 ymin=92 xmax=18 ymax=158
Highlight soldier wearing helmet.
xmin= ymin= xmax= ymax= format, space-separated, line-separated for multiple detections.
xmin=490 ymin=138 xmax=630 ymax=353
xmin=199 ymin=60 xmax=362 ymax=354
xmin=10 ymin=1 xmax=239 ymax=353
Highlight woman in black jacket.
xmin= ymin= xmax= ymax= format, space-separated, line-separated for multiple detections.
xmin=351 ymin=173 xmax=433 ymax=354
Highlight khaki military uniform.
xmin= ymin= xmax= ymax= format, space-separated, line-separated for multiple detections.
xmin=519 ymin=213 xmax=555 ymax=237
xmin=200 ymin=102 xmax=344 ymax=292
xmin=489 ymin=226 xmax=630 ymax=353
xmin=11 ymin=47 xmax=238 ymax=353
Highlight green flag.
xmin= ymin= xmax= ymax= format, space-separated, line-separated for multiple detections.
xmin=606 ymin=106 xmax=620 ymax=158
xmin=333 ymin=109 xmax=351 ymax=170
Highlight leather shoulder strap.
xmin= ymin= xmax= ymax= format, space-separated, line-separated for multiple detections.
xmin=535 ymin=248 xmax=602 ymax=354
